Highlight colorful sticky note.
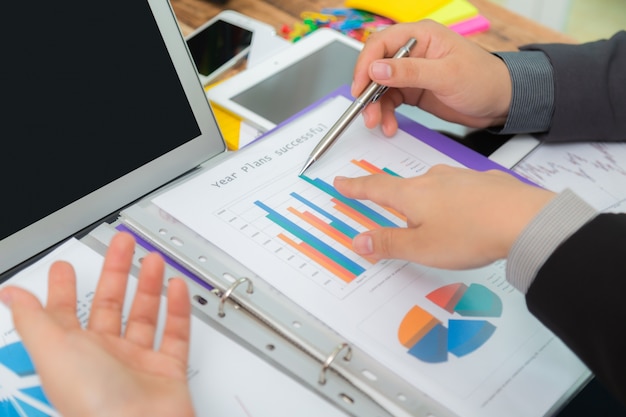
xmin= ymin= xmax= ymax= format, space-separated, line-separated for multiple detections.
xmin=343 ymin=0 xmax=453 ymax=23
xmin=424 ymin=0 xmax=479 ymax=26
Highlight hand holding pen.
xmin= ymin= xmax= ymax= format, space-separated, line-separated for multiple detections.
xmin=351 ymin=21 xmax=513 ymax=137
xmin=299 ymin=37 xmax=417 ymax=175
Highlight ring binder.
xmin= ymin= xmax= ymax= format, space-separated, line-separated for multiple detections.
xmin=119 ymin=203 xmax=455 ymax=417
xmin=319 ymin=342 xmax=352 ymax=385
xmin=218 ymin=276 xmax=254 ymax=317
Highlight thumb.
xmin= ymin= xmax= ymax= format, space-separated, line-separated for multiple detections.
xmin=353 ymin=228 xmax=420 ymax=262
xmin=0 ymin=286 xmax=57 ymax=354
xmin=371 ymin=57 xmax=450 ymax=92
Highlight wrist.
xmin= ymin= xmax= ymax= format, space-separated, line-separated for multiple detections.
xmin=486 ymin=54 xmax=513 ymax=125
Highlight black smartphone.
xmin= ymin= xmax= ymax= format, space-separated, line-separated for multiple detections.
xmin=185 ymin=11 xmax=272 ymax=85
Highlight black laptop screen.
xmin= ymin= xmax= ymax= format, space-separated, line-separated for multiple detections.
xmin=1 ymin=1 xmax=201 ymax=241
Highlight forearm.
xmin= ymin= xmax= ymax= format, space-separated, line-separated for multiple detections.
xmin=524 ymin=212 xmax=626 ymax=406
xmin=506 ymin=189 xmax=626 ymax=404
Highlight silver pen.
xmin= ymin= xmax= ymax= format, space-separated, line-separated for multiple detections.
xmin=298 ymin=37 xmax=417 ymax=176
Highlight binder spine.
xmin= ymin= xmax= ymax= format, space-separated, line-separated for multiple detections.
xmin=113 ymin=204 xmax=456 ymax=417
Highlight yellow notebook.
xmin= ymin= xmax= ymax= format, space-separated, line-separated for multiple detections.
xmin=425 ymin=0 xmax=478 ymax=26
xmin=344 ymin=0 xmax=453 ymax=22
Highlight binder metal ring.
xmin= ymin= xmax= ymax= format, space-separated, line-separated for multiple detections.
xmin=218 ymin=277 xmax=254 ymax=317
xmin=319 ymin=342 xmax=352 ymax=385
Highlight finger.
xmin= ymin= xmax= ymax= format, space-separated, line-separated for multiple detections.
xmin=334 ymin=174 xmax=407 ymax=210
xmin=379 ymin=94 xmax=401 ymax=137
xmin=46 ymin=261 xmax=80 ymax=329
xmin=124 ymin=252 xmax=166 ymax=348
xmin=0 ymin=286 xmax=67 ymax=365
xmin=356 ymin=226 xmax=465 ymax=268
xmin=352 ymin=227 xmax=424 ymax=261
xmin=372 ymin=57 xmax=459 ymax=94
xmin=88 ymin=232 xmax=135 ymax=335
xmin=158 ymin=277 xmax=191 ymax=364
xmin=353 ymin=24 xmax=424 ymax=95
xmin=361 ymin=101 xmax=382 ymax=129
xmin=353 ymin=20 xmax=452 ymax=94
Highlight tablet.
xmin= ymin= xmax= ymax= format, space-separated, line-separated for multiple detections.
xmin=206 ymin=28 xmax=363 ymax=132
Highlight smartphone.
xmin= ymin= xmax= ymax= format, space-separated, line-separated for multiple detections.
xmin=185 ymin=11 xmax=277 ymax=86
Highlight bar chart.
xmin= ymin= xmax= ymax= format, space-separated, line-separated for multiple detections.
xmin=215 ymin=157 xmax=413 ymax=298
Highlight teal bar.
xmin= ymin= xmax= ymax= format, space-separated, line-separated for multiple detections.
xmin=300 ymin=176 xmax=399 ymax=228
xmin=255 ymin=200 xmax=365 ymax=276
xmin=290 ymin=192 xmax=359 ymax=238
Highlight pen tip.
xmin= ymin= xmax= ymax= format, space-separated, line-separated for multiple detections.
xmin=299 ymin=158 xmax=314 ymax=177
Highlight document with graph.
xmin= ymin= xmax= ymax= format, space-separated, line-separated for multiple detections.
xmin=514 ymin=141 xmax=626 ymax=213
xmin=151 ymin=89 xmax=589 ymax=417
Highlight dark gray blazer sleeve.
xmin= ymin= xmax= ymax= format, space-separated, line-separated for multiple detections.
xmin=526 ymin=213 xmax=626 ymax=406
xmin=522 ymin=31 xmax=626 ymax=142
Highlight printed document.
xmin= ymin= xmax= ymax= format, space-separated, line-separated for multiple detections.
xmin=153 ymin=95 xmax=588 ymax=417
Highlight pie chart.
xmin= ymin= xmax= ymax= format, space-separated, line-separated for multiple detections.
xmin=0 ymin=341 xmax=55 ymax=416
xmin=398 ymin=283 xmax=502 ymax=363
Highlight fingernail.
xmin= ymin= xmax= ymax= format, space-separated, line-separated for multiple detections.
xmin=0 ymin=289 xmax=13 ymax=307
xmin=335 ymin=176 xmax=347 ymax=181
xmin=353 ymin=234 xmax=374 ymax=255
xmin=371 ymin=62 xmax=391 ymax=80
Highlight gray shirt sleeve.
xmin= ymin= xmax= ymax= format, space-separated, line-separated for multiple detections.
xmin=505 ymin=189 xmax=597 ymax=294
xmin=492 ymin=50 xmax=555 ymax=135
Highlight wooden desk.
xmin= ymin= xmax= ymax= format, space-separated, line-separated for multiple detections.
xmin=170 ymin=0 xmax=575 ymax=51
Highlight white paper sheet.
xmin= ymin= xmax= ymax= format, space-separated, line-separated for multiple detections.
xmin=152 ymin=96 xmax=588 ymax=417
xmin=514 ymin=142 xmax=626 ymax=212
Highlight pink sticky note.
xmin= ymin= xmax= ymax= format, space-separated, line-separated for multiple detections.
xmin=449 ymin=14 xmax=490 ymax=36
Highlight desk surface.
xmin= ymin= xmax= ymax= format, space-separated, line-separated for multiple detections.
xmin=170 ymin=0 xmax=575 ymax=51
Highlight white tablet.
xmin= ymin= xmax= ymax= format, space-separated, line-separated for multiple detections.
xmin=206 ymin=28 xmax=364 ymax=132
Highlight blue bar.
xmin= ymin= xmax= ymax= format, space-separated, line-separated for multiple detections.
xmin=290 ymin=192 xmax=360 ymax=238
xmin=300 ymin=176 xmax=399 ymax=228
xmin=255 ymin=200 xmax=365 ymax=276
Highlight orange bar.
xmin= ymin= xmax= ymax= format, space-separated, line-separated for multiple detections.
xmin=287 ymin=207 xmax=376 ymax=264
xmin=350 ymin=160 xmax=406 ymax=222
xmin=382 ymin=205 xmax=406 ymax=223
xmin=332 ymin=198 xmax=380 ymax=230
xmin=351 ymin=159 xmax=385 ymax=175
xmin=287 ymin=207 xmax=352 ymax=249
xmin=277 ymin=233 xmax=355 ymax=283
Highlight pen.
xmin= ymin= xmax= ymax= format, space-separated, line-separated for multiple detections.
xmin=298 ymin=37 xmax=417 ymax=176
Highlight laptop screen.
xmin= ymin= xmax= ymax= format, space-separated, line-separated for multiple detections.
xmin=1 ymin=0 xmax=225 ymax=276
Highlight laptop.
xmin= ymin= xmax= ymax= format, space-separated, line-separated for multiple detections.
xmin=1 ymin=0 xmax=225 ymax=278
